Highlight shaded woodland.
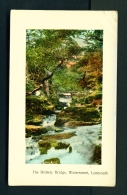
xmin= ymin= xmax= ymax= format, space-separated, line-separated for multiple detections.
xmin=26 ymin=30 xmax=103 ymax=96
xmin=25 ymin=30 xmax=103 ymax=165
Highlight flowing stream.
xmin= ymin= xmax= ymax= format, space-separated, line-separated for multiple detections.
xmin=26 ymin=95 xmax=101 ymax=164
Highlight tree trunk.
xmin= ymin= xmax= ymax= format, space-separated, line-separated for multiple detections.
xmin=79 ymin=72 xmax=86 ymax=88
xmin=44 ymin=80 xmax=50 ymax=96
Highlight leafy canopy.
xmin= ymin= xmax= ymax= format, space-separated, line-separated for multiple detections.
xmin=26 ymin=29 xmax=103 ymax=92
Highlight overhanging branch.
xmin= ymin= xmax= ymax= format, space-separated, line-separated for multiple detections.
xmin=26 ymin=59 xmax=64 ymax=96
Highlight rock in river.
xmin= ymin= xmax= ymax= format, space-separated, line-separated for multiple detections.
xmin=43 ymin=158 xmax=60 ymax=164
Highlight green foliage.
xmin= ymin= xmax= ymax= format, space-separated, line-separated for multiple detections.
xmin=26 ymin=79 xmax=36 ymax=92
xmin=26 ymin=29 xmax=82 ymax=83
xmin=26 ymin=96 xmax=54 ymax=114
xmin=85 ymin=93 xmax=102 ymax=104
xmin=53 ymin=66 xmax=83 ymax=91
xmin=26 ymin=29 xmax=103 ymax=96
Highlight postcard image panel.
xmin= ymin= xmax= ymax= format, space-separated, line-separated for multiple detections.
xmin=9 ymin=10 xmax=117 ymax=186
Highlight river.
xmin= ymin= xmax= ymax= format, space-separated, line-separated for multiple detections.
xmin=25 ymin=95 xmax=102 ymax=164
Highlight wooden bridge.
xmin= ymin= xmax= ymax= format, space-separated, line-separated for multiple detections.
xmin=57 ymin=91 xmax=90 ymax=96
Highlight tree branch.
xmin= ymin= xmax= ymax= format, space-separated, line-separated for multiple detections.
xmin=26 ymin=59 xmax=64 ymax=96
xmin=26 ymin=84 xmax=43 ymax=96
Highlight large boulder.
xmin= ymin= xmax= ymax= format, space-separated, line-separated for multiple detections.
xmin=25 ymin=125 xmax=48 ymax=136
xmin=55 ymin=107 xmax=101 ymax=127
xmin=26 ymin=96 xmax=54 ymax=115
xmin=26 ymin=114 xmax=42 ymax=125
xmin=55 ymin=118 xmax=69 ymax=126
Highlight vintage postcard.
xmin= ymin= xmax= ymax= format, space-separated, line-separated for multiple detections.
xmin=9 ymin=10 xmax=117 ymax=186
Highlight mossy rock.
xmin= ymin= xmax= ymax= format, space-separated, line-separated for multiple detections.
xmin=38 ymin=140 xmax=51 ymax=148
xmin=39 ymin=147 xmax=49 ymax=154
xmin=67 ymin=146 xmax=72 ymax=153
xmin=55 ymin=142 xmax=70 ymax=149
xmin=26 ymin=117 xmax=42 ymax=126
xmin=43 ymin=158 xmax=60 ymax=164
xmin=26 ymin=114 xmax=44 ymax=125
xmin=38 ymin=141 xmax=51 ymax=154
xmin=98 ymin=126 xmax=102 ymax=140
xmin=27 ymin=121 xmax=42 ymax=125
xmin=55 ymin=107 xmax=101 ymax=126
xmin=32 ymin=135 xmax=42 ymax=141
xmin=93 ymin=144 xmax=101 ymax=164
xmin=55 ymin=127 xmax=64 ymax=132
xmin=55 ymin=118 xmax=69 ymax=126
xmin=26 ymin=125 xmax=48 ymax=136
xmin=64 ymin=121 xmax=98 ymax=127
xmin=39 ymin=132 xmax=76 ymax=141
xmin=26 ymin=96 xmax=54 ymax=115
xmin=38 ymin=139 xmax=70 ymax=154
xmin=25 ymin=133 xmax=31 ymax=138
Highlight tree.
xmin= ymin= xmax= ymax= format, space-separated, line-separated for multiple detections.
xmin=26 ymin=29 xmax=103 ymax=95
xmin=26 ymin=30 xmax=82 ymax=95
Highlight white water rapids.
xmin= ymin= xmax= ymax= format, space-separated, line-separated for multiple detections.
xmin=26 ymin=124 xmax=101 ymax=164
xmin=26 ymin=95 xmax=101 ymax=164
